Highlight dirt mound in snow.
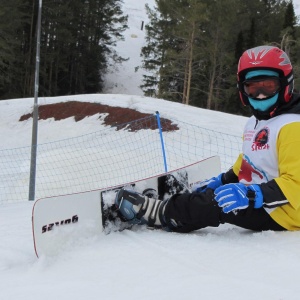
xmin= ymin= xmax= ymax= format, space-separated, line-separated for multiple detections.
xmin=19 ymin=101 xmax=178 ymax=132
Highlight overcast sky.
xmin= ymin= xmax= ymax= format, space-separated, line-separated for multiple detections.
xmin=294 ymin=0 xmax=300 ymax=17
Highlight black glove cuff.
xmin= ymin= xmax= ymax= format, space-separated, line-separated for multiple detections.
xmin=246 ymin=189 xmax=256 ymax=215
xmin=222 ymin=169 xmax=239 ymax=184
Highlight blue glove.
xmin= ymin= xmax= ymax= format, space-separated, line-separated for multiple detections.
xmin=191 ymin=173 xmax=223 ymax=193
xmin=214 ymin=183 xmax=263 ymax=213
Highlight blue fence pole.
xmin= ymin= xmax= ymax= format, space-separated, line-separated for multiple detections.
xmin=156 ymin=111 xmax=168 ymax=173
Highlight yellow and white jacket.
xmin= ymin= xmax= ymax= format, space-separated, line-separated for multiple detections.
xmin=231 ymin=114 xmax=300 ymax=230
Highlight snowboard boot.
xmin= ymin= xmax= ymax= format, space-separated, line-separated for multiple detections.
xmin=115 ymin=188 xmax=167 ymax=228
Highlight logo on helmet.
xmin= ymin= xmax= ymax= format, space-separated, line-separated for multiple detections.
xmin=250 ymin=61 xmax=263 ymax=65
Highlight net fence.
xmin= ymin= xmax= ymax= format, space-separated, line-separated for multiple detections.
xmin=0 ymin=114 xmax=241 ymax=203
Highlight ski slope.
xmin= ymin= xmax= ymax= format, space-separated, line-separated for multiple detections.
xmin=2 ymin=0 xmax=300 ymax=299
xmin=2 ymin=95 xmax=300 ymax=300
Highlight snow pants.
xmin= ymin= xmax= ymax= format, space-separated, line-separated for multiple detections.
xmin=163 ymin=189 xmax=286 ymax=233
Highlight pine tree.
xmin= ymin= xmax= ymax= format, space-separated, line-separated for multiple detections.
xmin=140 ymin=4 xmax=165 ymax=97
xmin=191 ymin=0 xmax=240 ymax=110
xmin=235 ymin=31 xmax=245 ymax=62
xmin=0 ymin=0 xmax=32 ymax=99
xmin=0 ymin=0 xmax=128 ymax=99
xmin=281 ymin=1 xmax=297 ymax=57
xmin=141 ymin=0 xmax=208 ymax=104
xmin=38 ymin=0 xmax=128 ymax=96
xmin=246 ymin=19 xmax=257 ymax=49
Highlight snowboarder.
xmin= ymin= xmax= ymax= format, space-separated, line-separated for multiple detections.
xmin=115 ymin=45 xmax=300 ymax=233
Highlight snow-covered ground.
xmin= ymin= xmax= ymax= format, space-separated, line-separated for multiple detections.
xmin=1 ymin=1 xmax=300 ymax=299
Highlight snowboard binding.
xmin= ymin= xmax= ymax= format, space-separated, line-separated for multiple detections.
xmin=101 ymin=187 xmax=161 ymax=232
xmin=114 ymin=188 xmax=166 ymax=229
xmin=114 ymin=189 xmax=149 ymax=225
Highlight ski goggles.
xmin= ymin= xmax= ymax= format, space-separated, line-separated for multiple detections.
xmin=242 ymin=77 xmax=281 ymax=99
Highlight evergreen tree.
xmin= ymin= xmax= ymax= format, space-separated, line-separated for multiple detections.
xmin=0 ymin=0 xmax=128 ymax=99
xmin=246 ymin=19 xmax=257 ymax=48
xmin=0 ymin=0 xmax=32 ymax=99
xmin=140 ymin=3 xmax=167 ymax=97
xmin=197 ymin=0 xmax=239 ymax=110
xmin=235 ymin=31 xmax=245 ymax=62
xmin=283 ymin=1 xmax=297 ymax=31
xmin=281 ymin=1 xmax=297 ymax=57
xmin=141 ymin=0 xmax=298 ymax=116
xmin=141 ymin=0 xmax=208 ymax=104
xmin=38 ymin=0 xmax=128 ymax=96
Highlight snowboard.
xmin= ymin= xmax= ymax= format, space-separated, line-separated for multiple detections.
xmin=32 ymin=156 xmax=221 ymax=257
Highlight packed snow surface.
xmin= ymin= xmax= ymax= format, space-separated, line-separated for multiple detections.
xmin=2 ymin=0 xmax=300 ymax=299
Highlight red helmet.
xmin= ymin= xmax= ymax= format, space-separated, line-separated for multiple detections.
xmin=237 ymin=46 xmax=294 ymax=106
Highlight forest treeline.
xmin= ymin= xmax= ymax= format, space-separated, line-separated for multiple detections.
xmin=0 ymin=0 xmax=299 ymax=116
xmin=0 ymin=0 xmax=127 ymax=100
xmin=140 ymin=0 xmax=300 ymax=115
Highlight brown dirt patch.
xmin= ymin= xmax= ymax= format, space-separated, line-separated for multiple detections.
xmin=19 ymin=101 xmax=179 ymax=132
